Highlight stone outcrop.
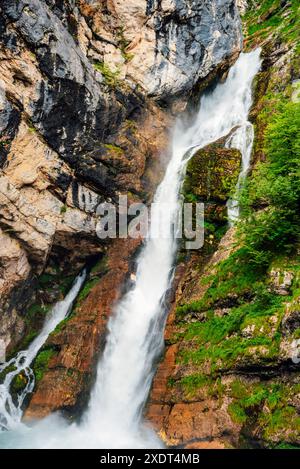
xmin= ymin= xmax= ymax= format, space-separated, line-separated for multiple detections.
xmin=24 ymin=237 xmax=140 ymax=419
xmin=50 ymin=0 xmax=242 ymax=101
xmin=0 ymin=229 xmax=31 ymax=355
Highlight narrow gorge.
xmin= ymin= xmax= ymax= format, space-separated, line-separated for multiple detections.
xmin=0 ymin=0 xmax=299 ymax=450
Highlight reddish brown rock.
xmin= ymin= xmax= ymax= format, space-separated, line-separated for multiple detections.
xmin=164 ymin=401 xmax=240 ymax=446
xmin=24 ymin=238 xmax=140 ymax=420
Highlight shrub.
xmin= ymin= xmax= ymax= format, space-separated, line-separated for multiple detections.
xmin=238 ymin=101 xmax=300 ymax=267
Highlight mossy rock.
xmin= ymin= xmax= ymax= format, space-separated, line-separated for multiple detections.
xmin=11 ymin=371 xmax=28 ymax=393
xmin=32 ymin=348 xmax=57 ymax=383
xmin=183 ymin=143 xmax=241 ymax=203
xmin=0 ymin=364 xmax=17 ymax=384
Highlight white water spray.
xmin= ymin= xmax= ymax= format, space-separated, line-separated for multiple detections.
xmin=0 ymin=50 xmax=261 ymax=448
xmin=0 ymin=271 xmax=86 ymax=431
xmin=226 ymin=123 xmax=255 ymax=223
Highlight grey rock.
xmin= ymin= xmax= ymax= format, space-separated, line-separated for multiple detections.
xmin=145 ymin=0 xmax=242 ymax=99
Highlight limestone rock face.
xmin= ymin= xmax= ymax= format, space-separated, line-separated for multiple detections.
xmin=0 ymin=229 xmax=30 ymax=356
xmin=236 ymin=0 xmax=248 ymax=15
xmin=0 ymin=0 xmax=241 ymax=355
xmin=56 ymin=0 xmax=243 ymax=100
xmin=125 ymin=0 xmax=243 ymax=99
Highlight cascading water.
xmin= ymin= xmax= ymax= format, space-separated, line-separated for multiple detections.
xmin=226 ymin=123 xmax=255 ymax=223
xmin=0 ymin=49 xmax=261 ymax=449
xmin=0 ymin=271 xmax=86 ymax=431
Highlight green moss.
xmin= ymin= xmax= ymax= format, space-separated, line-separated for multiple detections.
xmin=27 ymin=120 xmax=37 ymax=133
xmin=20 ymin=330 xmax=38 ymax=349
xmin=227 ymin=380 xmax=300 ymax=442
xmin=183 ymin=145 xmax=240 ymax=203
xmin=33 ymin=270 xmax=75 ymax=299
xmin=60 ymin=204 xmax=67 ymax=214
xmin=293 ymin=328 xmax=300 ymax=339
xmin=275 ymin=442 xmax=300 ymax=449
xmin=167 ymin=377 xmax=176 ymax=388
xmin=228 ymin=402 xmax=248 ymax=424
xmin=230 ymin=380 xmax=248 ymax=400
xmin=11 ymin=372 xmax=28 ymax=393
xmin=25 ymin=303 xmax=51 ymax=325
xmin=76 ymin=276 xmax=100 ymax=305
xmin=116 ymin=26 xmax=134 ymax=63
xmin=244 ymin=0 xmax=300 ymax=47
xmin=90 ymin=256 xmax=109 ymax=276
xmin=262 ymin=406 xmax=300 ymax=440
xmin=33 ymin=348 xmax=56 ymax=383
xmin=103 ymin=143 xmax=124 ymax=156
xmin=59 ymin=276 xmax=77 ymax=296
xmin=0 ymin=364 xmax=17 ymax=383
xmin=93 ymin=62 xmax=120 ymax=87
xmin=179 ymin=374 xmax=209 ymax=395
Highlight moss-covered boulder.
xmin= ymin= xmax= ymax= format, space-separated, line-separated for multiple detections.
xmin=183 ymin=143 xmax=241 ymax=203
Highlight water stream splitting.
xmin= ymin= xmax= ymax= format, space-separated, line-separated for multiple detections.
xmin=0 ymin=271 xmax=86 ymax=431
xmin=0 ymin=49 xmax=261 ymax=448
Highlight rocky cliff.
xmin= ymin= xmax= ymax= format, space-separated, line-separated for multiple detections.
xmin=0 ymin=0 xmax=242 ymax=417
xmin=147 ymin=0 xmax=300 ymax=449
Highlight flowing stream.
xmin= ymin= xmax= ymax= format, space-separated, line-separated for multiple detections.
xmin=226 ymin=123 xmax=255 ymax=223
xmin=0 ymin=271 xmax=86 ymax=431
xmin=0 ymin=49 xmax=261 ymax=448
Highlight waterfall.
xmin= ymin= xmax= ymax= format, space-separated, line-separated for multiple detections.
xmin=226 ymin=123 xmax=255 ymax=223
xmin=0 ymin=271 xmax=86 ymax=431
xmin=0 ymin=49 xmax=261 ymax=449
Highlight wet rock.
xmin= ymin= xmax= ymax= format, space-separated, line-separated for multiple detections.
xmin=183 ymin=142 xmax=241 ymax=203
xmin=24 ymin=238 xmax=141 ymax=419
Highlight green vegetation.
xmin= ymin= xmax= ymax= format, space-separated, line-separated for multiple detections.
xmin=275 ymin=442 xmax=300 ymax=449
xmin=11 ymin=372 xmax=28 ymax=393
xmin=49 ymin=260 xmax=105 ymax=337
xmin=93 ymin=61 xmax=120 ymax=87
xmin=38 ymin=271 xmax=75 ymax=297
xmin=25 ymin=303 xmax=51 ymax=327
xmin=0 ymin=138 xmax=11 ymax=149
xmin=175 ymin=101 xmax=300 ymax=415
xmin=27 ymin=120 xmax=37 ymax=133
xmin=76 ymin=276 xmax=100 ymax=306
xmin=33 ymin=348 xmax=56 ymax=383
xmin=228 ymin=380 xmax=300 ymax=441
xmin=103 ymin=143 xmax=124 ymax=156
xmin=90 ymin=255 xmax=109 ymax=277
xmin=238 ymin=101 xmax=300 ymax=267
xmin=60 ymin=204 xmax=67 ymax=214
xmin=10 ymin=268 xmax=76 ymax=355
xmin=116 ymin=26 xmax=134 ymax=63
xmin=244 ymin=0 xmax=300 ymax=47
xmin=0 ymin=364 xmax=17 ymax=384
